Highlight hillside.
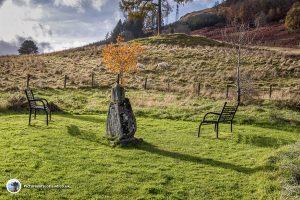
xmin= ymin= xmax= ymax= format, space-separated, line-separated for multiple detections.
xmin=0 ymin=34 xmax=299 ymax=105
xmin=191 ymin=23 xmax=300 ymax=48
xmin=179 ymin=0 xmax=300 ymax=48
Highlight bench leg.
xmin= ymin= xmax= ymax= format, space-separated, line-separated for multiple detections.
xmin=46 ymin=111 xmax=49 ymax=126
xmin=230 ymin=122 xmax=233 ymax=133
xmin=29 ymin=109 xmax=32 ymax=125
xmin=34 ymin=110 xmax=37 ymax=119
xmin=198 ymin=122 xmax=203 ymax=138
xmin=216 ymin=123 xmax=219 ymax=139
xmin=49 ymin=111 xmax=52 ymax=121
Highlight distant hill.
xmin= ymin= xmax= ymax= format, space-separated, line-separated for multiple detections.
xmin=181 ymin=0 xmax=299 ymax=25
xmin=191 ymin=23 xmax=300 ymax=48
xmin=179 ymin=0 xmax=300 ymax=48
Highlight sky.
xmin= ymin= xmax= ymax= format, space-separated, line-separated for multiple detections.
xmin=0 ymin=0 xmax=217 ymax=55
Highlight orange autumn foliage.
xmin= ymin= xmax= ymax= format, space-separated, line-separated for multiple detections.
xmin=102 ymin=36 xmax=144 ymax=76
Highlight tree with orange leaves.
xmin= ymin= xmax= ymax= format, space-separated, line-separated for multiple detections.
xmin=102 ymin=36 xmax=144 ymax=84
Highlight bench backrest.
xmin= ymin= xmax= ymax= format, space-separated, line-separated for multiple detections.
xmin=218 ymin=102 xmax=239 ymax=122
xmin=25 ymin=89 xmax=36 ymax=107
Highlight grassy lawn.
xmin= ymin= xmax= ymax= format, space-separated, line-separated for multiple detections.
xmin=0 ymin=88 xmax=299 ymax=200
xmin=0 ymin=111 xmax=299 ymax=199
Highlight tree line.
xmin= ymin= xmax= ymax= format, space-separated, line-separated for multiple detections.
xmin=213 ymin=0 xmax=300 ymax=29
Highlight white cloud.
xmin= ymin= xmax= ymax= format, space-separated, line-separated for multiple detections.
xmin=90 ymin=0 xmax=109 ymax=11
xmin=0 ymin=0 xmax=114 ymax=54
xmin=53 ymin=0 xmax=84 ymax=13
xmin=0 ymin=0 xmax=45 ymax=41
xmin=53 ymin=0 xmax=109 ymax=13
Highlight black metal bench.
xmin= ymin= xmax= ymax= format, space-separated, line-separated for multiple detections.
xmin=198 ymin=102 xmax=239 ymax=139
xmin=25 ymin=89 xmax=52 ymax=126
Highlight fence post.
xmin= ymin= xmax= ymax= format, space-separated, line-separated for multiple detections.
xmin=91 ymin=72 xmax=94 ymax=88
xmin=269 ymin=85 xmax=272 ymax=99
xmin=197 ymin=82 xmax=201 ymax=96
xmin=26 ymin=74 xmax=30 ymax=88
xmin=167 ymin=81 xmax=170 ymax=92
xmin=64 ymin=75 xmax=67 ymax=89
xmin=144 ymin=77 xmax=148 ymax=90
xmin=226 ymin=85 xmax=229 ymax=98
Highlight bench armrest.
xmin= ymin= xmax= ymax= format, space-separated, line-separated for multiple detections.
xmin=35 ymin=98 xmax=49 ymax=105
xmin=203 ymin=112 xmax=220 ymax=121
xmin=29 ymin=99 xmax=46 ymax=109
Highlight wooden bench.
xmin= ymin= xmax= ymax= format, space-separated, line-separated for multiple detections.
xmin=25 ymin=89 xmax=52 ymax=126
xmin=198 ymin=102 xmax=239 ymax=139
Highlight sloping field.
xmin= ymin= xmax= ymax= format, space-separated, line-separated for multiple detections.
xmin=0 ymin=34 xmax=299 ymax=104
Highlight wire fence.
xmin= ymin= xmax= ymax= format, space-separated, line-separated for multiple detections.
xmin=20 ymin=73 xmax=300 ymax=104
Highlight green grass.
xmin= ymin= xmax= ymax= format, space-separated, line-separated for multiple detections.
xmin=0 ymin=88 xmax=299 ymax=199
xmin=133 ymin=34 xmax=223 ymax=47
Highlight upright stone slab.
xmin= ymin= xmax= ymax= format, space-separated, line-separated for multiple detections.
xmin=106 ymin=83 xmax=140 ymax=144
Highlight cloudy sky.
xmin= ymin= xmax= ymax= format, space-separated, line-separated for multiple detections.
xmin=0 ymin=0 xmax=216 ymax=55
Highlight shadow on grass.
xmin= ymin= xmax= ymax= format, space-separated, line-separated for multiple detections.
xmin=67 ymin=125 xmax=108 ymax=146
xmin=236 ymin=133 xmax=294 ymax=148
xmin=62 ymin=114 xmax=106 ymax=124
xmin=239 ymin=115 xmax=300 ymax=133
xmin=129 ymin=141 xmax=273 ymax=174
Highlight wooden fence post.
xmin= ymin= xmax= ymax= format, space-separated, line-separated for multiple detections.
xmin=144 ymin=77 xmax=148 ymax=90
xmin=197 ymin=82 xmax=201 ymax=96
xmin=26 ymin=74 xmax=30 ymax=88
xmin=269 ymin=85 xmax=272 ymax=99
xmin=64 ymin=75 xmax=67 ymax=89
xmin=226 ymin=85 xmax=229 ymax=98
xmin=91 ymin=72 xmax=95 ymax=88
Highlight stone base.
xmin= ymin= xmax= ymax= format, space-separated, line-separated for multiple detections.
xmin=108 ymin=137 xmax=143 ymax=146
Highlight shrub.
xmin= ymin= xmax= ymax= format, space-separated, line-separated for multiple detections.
xmin=7 ymin=93 xmax=27 ymax=110
xmin=173 ymin=23 xmax=191 ymax=34
xmin=285 ymin=2 xmax=300 ymax=31
xmin=254 ymin=11 xmax=267 ymax=27
xmin=279 ymin=142 xmax=300 ymax=199
xmin=186 ymin=13 xmax=225 ymax=31
xmin=273 ymin=94 xmax=300 ymax=110
xmin=102 ymin=36 xmax=144 ymax=84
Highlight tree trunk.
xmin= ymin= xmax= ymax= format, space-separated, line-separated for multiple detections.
xmin=237 ymin=45 xmax=241 ymax=104
xmin=117 ymin=73 xmax=123 ymax=85
xmin=157 ymin=0 xmax=162 ymax=35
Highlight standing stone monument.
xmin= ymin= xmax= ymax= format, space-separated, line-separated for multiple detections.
xmin=106 ymin=82 xmax=141 ymax=144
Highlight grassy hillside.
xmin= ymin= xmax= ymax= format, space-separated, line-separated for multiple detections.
xmin=0 ymin=34 xmax=299 ymax=198
xmin=0 ymin=34 xmax=299 ymax=106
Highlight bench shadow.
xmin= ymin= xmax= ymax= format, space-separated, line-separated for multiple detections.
xmin=236 ymin=133 xmax=294 ymax=148
xmin=67 ymin=125 xmax=108 ymax=146
xmin=131 ymin=141 xmax=273 ymax=174
xmin=62 ymin=114 xmax=105 ymax=124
